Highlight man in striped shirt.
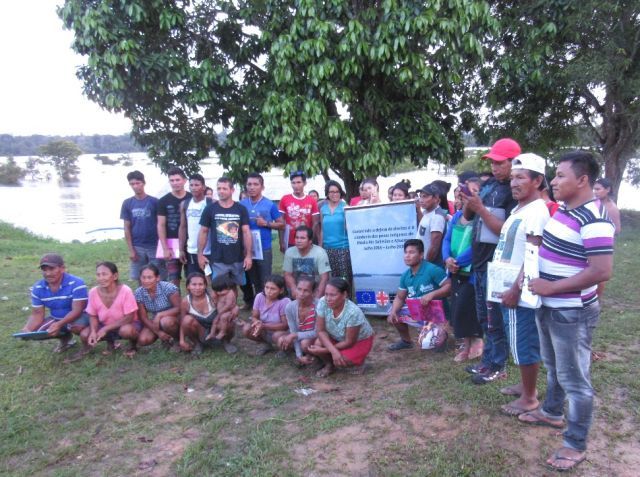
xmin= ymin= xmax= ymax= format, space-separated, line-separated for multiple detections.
xmin=523 ymin=151 xmax=614 ymax=472
xmin=21 ymin=253 xmax=89 ymax=353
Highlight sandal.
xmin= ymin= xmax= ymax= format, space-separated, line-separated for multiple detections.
xmin=546 ymin=448 xmax=586 ymax=472
xmin=54 ymin=339 xmax=77 ymax=353
xmin=500 ymin=402 xmax=538 ymax=416
xmin=63 ymin=348 xmax=91 ymax=364
xmin=518 ymin=409 xmax=564 ymax=429
xmin=500 ymin=384 xmax=523 ymax=397
xmin=123 ymin=348 xmax=137 ymax=358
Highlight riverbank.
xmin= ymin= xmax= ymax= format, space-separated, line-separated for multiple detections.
xmin=1 ymin=218 xmax=638 ymax=476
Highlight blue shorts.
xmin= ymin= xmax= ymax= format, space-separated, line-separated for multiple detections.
xmin=38 ymin=313 xmax=90 ymax=333
xmin=501 ymin=305 xmax=540 ymax=366
xmin=130 ymin=245 xmax=166 ymax=280
xmin=212 ymin=262 xmax=246 ymax=286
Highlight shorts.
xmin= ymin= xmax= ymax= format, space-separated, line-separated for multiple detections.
xmin=102 ymin=320 xmax=143 ymax=341
xmin=130 ymin=245 xmax=166 ymax=280
xmin=37 ymin=313 xmax=90 ymax=333
xmin=331 ymin=335 xmax=374 ymax=366
xmin=212 ymin=262 xmax=246 ymax=286
xmin=501 ymin=305 xmax=541 ymax=366
xmin=185 ymin=253 xmax=204 ymax=276
xmin=194 ymin=311 xmax=218 ymax=335
xmin=166 ymin=259 xmax=184 ymax=281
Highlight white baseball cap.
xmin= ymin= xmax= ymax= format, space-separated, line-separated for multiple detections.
xmin=511 ymin=153 xmax=546 ymax=175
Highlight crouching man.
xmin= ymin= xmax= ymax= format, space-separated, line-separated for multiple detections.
xmin=21 ymin=253 xmax=89 ymax=353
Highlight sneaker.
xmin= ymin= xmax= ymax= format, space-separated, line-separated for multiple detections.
xmin=472 ymin=368 xmax=507 ymax=385
xmin=387 ymin=340 xmax=414 ymax=351
xmin=223 ymin=341 xmax=238 ymax=354
xmin=465 ymin=363 xmax=489 ymax=375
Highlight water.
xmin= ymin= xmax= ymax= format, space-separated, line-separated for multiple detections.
xmin=0 ymin=153 xmax=638 ymax=242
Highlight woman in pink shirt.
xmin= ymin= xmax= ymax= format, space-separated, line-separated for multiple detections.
xmin=69 ymin=262 xmax=140 ymax=361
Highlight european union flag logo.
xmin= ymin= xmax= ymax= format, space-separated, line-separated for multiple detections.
xmin=356 ymin=290 xmax=376 ymax=308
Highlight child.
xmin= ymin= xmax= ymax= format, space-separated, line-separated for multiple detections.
xmin=279 ymin=275 xmax=318 ymax=365
xmin=241 ymin=275 xmax=290 ymax=356
xmin=207 ymin=274 xmax=239 ymax=342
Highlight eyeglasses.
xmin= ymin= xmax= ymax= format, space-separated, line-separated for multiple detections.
xmin=289 ymin=171 xmax=305 ymax=180
xmin=328 ymin=190 xmax=341 ymax=194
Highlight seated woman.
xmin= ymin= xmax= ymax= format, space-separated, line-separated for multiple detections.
xmin=242 ymin=274 xmax=290 ymax=356
xmin=308 ymin=277 xmax=374 ymax=377
xmin=278 ymin=275 xmax=318 ymax=365
xmin=67 ymin=262 xmax=140 ymax=361
xmin=134 ymin=264 xmax=181 ymax=349
xmin=180 ymin=273 xmax=239 ymax=354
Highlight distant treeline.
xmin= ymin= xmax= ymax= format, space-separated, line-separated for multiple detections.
xmin=0 ymin=134 xmax=146 ymax=156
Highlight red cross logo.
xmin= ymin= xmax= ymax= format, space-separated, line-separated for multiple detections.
xmin=376 ymin=290 xmax=389 ymax=307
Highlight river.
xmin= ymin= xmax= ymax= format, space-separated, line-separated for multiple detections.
xmin=0 ymin=152 xmax=637 ymax=242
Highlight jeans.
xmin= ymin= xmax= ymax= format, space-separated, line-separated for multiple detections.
xmin=473 ymin=270 xmax=507 ymax=370
xmin=241 ymin=249 xmax=273 ymax=304
xmin=537 ymin=303 xmax=600 ymax=451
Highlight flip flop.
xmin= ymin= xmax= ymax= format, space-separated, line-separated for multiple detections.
xmin=518 ymin=409 xmax=564 ymax=429
xmin=63 ymin=348 xmax=91 ymax=364
xmin=124 ymin=348 xmax=137 ymax=358
xmin=546 ymin=449 xmax=586 ymax=472
xmin=500 ymin=403 xmax=537 ymax=416
xmin=53 ymin=340 xmax=77 ymax=353
xmin=316 ymin=365 xmax=333 ymax=378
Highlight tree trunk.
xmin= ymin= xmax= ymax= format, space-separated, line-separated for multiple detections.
xmin=600 ymin=89 xmax=638 ymax=200
xmin=333 ymin=165 xmax=359 ymax=201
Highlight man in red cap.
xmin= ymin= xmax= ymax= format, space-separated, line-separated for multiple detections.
xmin=461 ymin=138 xmax=520 ymax=384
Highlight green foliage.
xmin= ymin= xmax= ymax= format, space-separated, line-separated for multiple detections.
xmin=59 ymin=0 xmax=496 ymax=195
xmin=38 ymin=140 xmax=83 ymax=182
xmin=455 ymin=149 xmax=491 ymax=175
xmin=484 ymin=0 xmax=640 ymax=196
xmin=0 ymin=156 xmax=26 ymax=185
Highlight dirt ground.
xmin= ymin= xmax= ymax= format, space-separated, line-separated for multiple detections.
xmin=67 ymin=318 xmax=640 ymax=477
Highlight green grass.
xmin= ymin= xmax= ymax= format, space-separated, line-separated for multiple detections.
xmin=1 ymin=215 xmax=639 ymax=476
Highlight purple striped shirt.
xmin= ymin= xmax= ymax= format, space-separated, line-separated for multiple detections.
xmin=539 ymin=200 xmax=614 ymax=308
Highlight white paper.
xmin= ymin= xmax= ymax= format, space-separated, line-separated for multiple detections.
xmin=251 ymin=230 xmax=263 ymax=260
xmin=487 ymin=261 xmax=521 ymax=303
xmin=520 ymin=242 xmax=541 ymax=308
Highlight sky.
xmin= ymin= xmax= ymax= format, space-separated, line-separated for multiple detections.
xmin=0 ymin=1 xmax=132 ymax=136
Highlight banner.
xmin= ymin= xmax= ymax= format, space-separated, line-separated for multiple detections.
xmin=346 ymin=200 xmax=418 ymax=315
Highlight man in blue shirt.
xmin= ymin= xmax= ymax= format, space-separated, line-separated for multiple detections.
xmin=239 ymin=173 xmax=285 ymax=307
xmin=21 ymin=253 xmax=89 ymax=353
xmin=120 ymin=170 xmax=162 ymax=284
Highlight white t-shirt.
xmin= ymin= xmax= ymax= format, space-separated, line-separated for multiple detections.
xmin=493 ymin=198 xmax=549 ymax=267
xmin=416 ymin=209 xmax=446 ymax=255
xmin=186 ymin=198 xmax=208 ymax=253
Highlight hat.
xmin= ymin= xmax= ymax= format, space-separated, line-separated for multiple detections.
xmin=511 ymin=153 xmax=546 ymax=175
xmin=418 ymin=184 xmax=440 ymax=196
xmin=39 ymin=253 xmax=64 ymax=268
xmin=483 ymin=138 xmax=521 ymax=161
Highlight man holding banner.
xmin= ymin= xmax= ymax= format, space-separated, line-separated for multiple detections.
xmin=386 ymin=239 xmax=451 ymax=350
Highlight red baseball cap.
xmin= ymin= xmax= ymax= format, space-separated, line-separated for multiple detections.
xmin=483 ymin=138 xmax=521 ymax=161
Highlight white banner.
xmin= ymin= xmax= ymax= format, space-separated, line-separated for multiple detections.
xmin=346 ymin=200 xmax=418 ymax=315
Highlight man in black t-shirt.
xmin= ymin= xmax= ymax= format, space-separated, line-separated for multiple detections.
xmin=157 ymin=167 xmax=192 ymax=286
xmin=198 ymin=177 xmax=252 ymax=287
xmin=461 ymin=138 xmax=519 ymax=385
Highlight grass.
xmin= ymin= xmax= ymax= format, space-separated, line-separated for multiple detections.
xmin=1 ymin=214 xmax=639 ymax=476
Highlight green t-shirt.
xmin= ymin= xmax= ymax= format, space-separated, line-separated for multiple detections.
xmin=399 ymin=260 xmax=447 ymax=298
xmin=317 ymin=297 xmax=373 ymax=342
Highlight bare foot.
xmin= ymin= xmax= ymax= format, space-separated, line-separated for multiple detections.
xmin=124 ymin=348 xmax=137 ymax=358
xmin=316 ymin=364 xmax=335 ymax=378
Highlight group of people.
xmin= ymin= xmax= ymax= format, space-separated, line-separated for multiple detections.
xmin=20 ymin=138 xmax=619 ymax=471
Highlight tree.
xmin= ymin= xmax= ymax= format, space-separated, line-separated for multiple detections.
xmin=0 ymin=157 xmax=26 ymax=185
xmin=38 ymin=140 xmax=82 ymax=182
xmin=59 ymin=0 xmax=496 ymax=197
xmin=483 ymin=0 xmax=640 ymax=197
